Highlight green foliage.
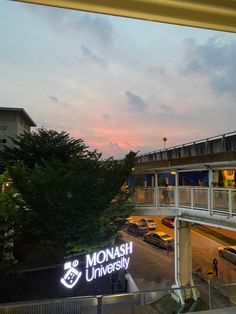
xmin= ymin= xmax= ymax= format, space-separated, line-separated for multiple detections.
xmin=1 ymin=128 xmax=137 ymax=256
xmin=0 ymin=128 xmax=98 ymax=168
xmin=8 ymin=153 xmax=136 ymax=252
xmin=0 ymin=170 xmax=11 ymax=185
xmin=0 ymin=187 xmax=26 ymax=263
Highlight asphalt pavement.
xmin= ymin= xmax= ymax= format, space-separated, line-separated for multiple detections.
xmin=122 ymin=220 xmax=236 ymax=310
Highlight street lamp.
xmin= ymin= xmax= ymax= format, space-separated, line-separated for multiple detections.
xmin=162 ymin=137 xmax=167 ymax=149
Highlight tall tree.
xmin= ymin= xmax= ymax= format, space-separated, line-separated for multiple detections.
xmin=1 ymin=129 xmax=137 ymax=255
xmin=0 ymin=171 xmax=26 ymax=263
xmin=1 ymin=128 xmax=97 ymax=167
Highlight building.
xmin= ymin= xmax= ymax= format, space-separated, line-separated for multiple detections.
xmin=0 ymin=107 xmax=36 ymax=148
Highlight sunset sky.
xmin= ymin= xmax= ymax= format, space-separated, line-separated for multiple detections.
xmin=1 ymin=1 xmax=236 ymax=158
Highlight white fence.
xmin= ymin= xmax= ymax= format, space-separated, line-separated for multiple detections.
xmin=133 ymin=186 xmax=236 ymax=216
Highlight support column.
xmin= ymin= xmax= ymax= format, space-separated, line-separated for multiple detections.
xmin=172 ymin=218 xmax=198 ymax=303
xmin=208 ymin=168 xmax=213 ymax=187
xmin=175 ymin=171 xmax=179 ymax=208
xmin=154 ymin=172 xmax=159 ymax=207
xmin=177 ymin=220 xmax=192 ymax=287
xmin=208 ymin=168 xmax=213 ymax=214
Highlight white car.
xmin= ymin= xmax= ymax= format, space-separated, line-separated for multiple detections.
xmin=218 ymin=245 xmax=236 ymax=264
xmin=138 ymin=218 xmax=157 ymax=230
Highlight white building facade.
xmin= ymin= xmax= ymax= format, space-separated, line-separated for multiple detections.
xmin=0 ymin=107 xmax=36 ymax=148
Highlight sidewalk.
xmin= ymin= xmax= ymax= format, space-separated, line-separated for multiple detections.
xmin=193 ymin=273 xmax=235 ymax=309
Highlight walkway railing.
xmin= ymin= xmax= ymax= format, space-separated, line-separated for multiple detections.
xmin=137 ymin=130 xmax=236 ymax=163
xmin=1 ymin=282 xmax=236 ymax=313
xmin=132 ymin=186 xmax=236 ymax=216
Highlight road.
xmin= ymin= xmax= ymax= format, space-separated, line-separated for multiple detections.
xmin=123 ymin=216 xmax=236 ymax=304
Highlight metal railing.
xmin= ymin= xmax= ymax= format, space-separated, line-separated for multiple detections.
xmin=137 ymin=130 xmax=236 ymax=163
xmin=132 ymin=186 xmax=236 ymax=216
xmin=0 ymin=296 xmax=98 ymax=314
xmin=1 ymin=282 xmax=236 ymax=314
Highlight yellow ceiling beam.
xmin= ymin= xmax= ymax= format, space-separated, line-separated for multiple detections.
xmin=12 ymin=0 xmax=236 ymax=33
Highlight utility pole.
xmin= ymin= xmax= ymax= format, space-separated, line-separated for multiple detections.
xmin=163 ymin=137 xmax=167 ymax=149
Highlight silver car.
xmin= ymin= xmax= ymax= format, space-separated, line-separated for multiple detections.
xmin=218 ymin=245 xmax=236 ymax=264
xmin=138 ymin=218 xmax=157 ymax=230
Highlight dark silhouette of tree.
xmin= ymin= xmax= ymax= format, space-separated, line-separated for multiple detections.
xmin=1 ymin=128 xmax=97 ymax=167
xmin=1 ymin=128 xmax=137 ymax=257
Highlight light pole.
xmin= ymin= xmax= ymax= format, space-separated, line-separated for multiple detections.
xmin=162 ymin=137 xmax=167 ymax=149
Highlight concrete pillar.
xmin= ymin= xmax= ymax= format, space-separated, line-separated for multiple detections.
xmin=154 ymin=172 xmax=159 ymax=207
xmin=151 ymin=175 xmax=155 ymax=187
xmin=172 ymin=218 xmax=198 ymax=303
xmin=177 ymin=220 xmax=192 ymax=286
xmin=208 ymin=168 xmax=213 ymax=214
xmin=208 ymin=168 xmax=213 ymax=187
xmin=175 ymin=171 xmax=179 ymax=208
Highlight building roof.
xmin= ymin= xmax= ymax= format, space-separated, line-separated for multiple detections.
xmin=0 ymin=107 xmax=36 ymax=127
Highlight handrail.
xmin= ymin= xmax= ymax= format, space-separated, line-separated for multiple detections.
xmin=137 ymin=130 xmax=236 ymax=159
xmin=133 ymin=186 xmax=236 ymax=216
xmin=1 ymin=281 xmax=236 ymax=311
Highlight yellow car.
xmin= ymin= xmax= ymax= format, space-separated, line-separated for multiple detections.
xmin=144 ymin=231 xmax=174 ymax=250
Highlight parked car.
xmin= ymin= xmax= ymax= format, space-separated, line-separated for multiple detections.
xmin=161 ymin=217 xmax=175 ymax=229
xmin=138 ymin=218 xmax=157 ymax=230
xmin=127 ymin=217 xmax=133 ymax=224
xmin=218 ymin=245 xmax=236 ymax=264
xmin=126 ymin=223 xmax=149 ymax=236
xmin=144 ymin=231 xmax=174 ymax=249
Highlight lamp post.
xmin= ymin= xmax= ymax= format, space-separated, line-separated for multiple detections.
xmin=162 ymin=137 xmax=167 ymax=149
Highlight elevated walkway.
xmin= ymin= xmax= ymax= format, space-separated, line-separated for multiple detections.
xmin=135 ymin=131 xmax=236 ymax=173
xmin=132 ymin=132 xmax=236 ymax=230
xmin=132 ymin=186 xmax=236 ymax=230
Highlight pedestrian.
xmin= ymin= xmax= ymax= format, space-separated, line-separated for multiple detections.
xmin=162 ymin=183 xmax=170 ymax=205
xmin=213 ymin=258 xmax=218 ymax=278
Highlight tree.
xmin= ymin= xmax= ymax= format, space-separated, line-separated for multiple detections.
xmin=0 ymin=171 xmax=26 ymax=263
xmin=0 ymin=128 xmax=96 ymax=168
xmin=1 ymin=129 xmax=137 ymax=256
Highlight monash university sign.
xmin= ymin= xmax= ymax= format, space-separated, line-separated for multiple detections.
xmin=60 ymin=242 xmax=133 ymax=289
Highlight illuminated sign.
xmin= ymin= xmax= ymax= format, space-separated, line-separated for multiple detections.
xmin=60 ymin=242 xmax=133 ymax=289
xmin=60 ymin=260 xmax=82 ymax=289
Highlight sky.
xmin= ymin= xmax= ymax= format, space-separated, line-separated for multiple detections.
xmin=1 ymin=1 xmax=236 ymax=158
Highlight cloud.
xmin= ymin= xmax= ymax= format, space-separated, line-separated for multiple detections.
xmin=103 ymin=114 xmax=110 ymax=120
xmin=48 ymin=95 xmax=69 ymax=108
xmin=136 ymin=144 xmax=157 ymax=155
xmin=180 ymin=36 xmax=236 ymax=99
xmin=160 ymin=104 xmax=172 ymax=113
xmin=148 ymin=65 xmax=167 ymax=77
xmin=25 ymin=4 xmax=113 ymax=46
xmin=81 ymin=46 xmax=108 ymax=68
xmin=49 ymin=95 xmax=59 ymax=103
xmin=125 ymin=91 xmax=147 ymax=112
xmin=106 ymin=142 xmax=127 ymax=158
